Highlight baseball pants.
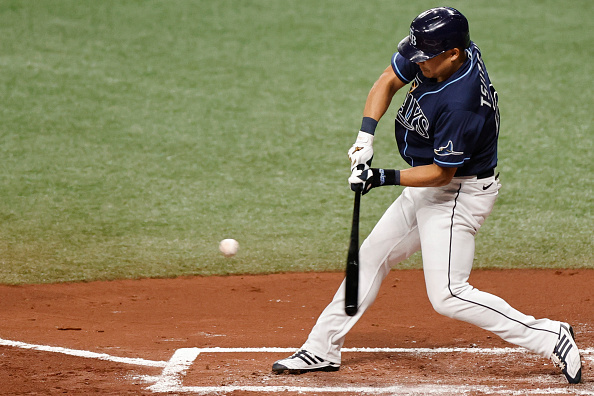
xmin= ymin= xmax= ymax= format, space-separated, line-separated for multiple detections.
xmin=302 ymin=175 xmax=560 ymax=363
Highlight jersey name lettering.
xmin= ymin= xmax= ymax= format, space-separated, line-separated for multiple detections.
xmin=477 ymin=52 xmax=493 ymax=109
xmin=396 ymin=90 xmax=429 ymax=138
xmin=476 ymin=51 xmax=500 ymax=136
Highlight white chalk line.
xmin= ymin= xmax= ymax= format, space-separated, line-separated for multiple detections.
xmin=158 ymin=346 xmax=594 ymax=356
xmin=1 ymin=338 xmax=592 ymax=395
xmin=0 ymin=337 xmax=166 ymax=368
xmin=150 ymin=384 xmax=594 ymax=395
xmin=152 ymin=347 xmax=594 ymax=394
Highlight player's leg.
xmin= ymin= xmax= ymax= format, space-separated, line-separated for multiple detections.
xmin=273 ymin=188 xmax=421 ymax=372
xmin=418 ymin=178 xmax=580 ymax=382
xmin=418 ymin=179 xmax=559 ymax=354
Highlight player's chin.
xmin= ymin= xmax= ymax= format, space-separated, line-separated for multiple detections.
xmin=419 ymin=69 xmax=432 ymax=78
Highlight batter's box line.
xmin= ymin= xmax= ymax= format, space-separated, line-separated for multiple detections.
xmin=1 ymin=339 xmax=592 ymax=395
xmin=148 ymin=347 xmax=594 ymax=394
xmin=0 ymin=337 xmax=166 ymax=367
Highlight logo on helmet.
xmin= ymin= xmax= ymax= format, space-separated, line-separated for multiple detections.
xmin=409 ymin=27 xmax=417 ymax=46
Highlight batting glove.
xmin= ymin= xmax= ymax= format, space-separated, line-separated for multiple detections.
xmin=348 ymin=167 xmax=373 ymax=193
xmin=347 ymin=131 xmax=374 ymax=172
xmin=349 ymin=168 xmax=401 ymax=195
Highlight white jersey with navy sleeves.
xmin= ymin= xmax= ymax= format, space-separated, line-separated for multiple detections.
xmin=391 ymin=43 xmax=499 ymax=176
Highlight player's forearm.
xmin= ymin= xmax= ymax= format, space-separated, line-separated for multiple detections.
xmin=399 ymin=164 xmax=457 ymax=187
xmin=363 ymin=84 xmax=394 ymax=122
xmin=362 ymin=67 xmax=404 ymax=123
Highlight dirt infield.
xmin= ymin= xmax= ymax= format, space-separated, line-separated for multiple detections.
xmin=0 ymin=269 xmax=592 ymax=395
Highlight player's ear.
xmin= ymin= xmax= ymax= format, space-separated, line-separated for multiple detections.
xmin=450 ymin=48 xmax=461 ymax=61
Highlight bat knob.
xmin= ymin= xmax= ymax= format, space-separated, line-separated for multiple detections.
xmin=345 ymin=305 xmax=358 ymax=316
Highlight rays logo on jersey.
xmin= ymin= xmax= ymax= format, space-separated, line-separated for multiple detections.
xmin=396 ymin=83 xmax=429 ymax=139
xmin=434 ymin=140 xmax=463 ymax=156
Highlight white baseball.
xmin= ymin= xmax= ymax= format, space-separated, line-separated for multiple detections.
xmin=219 ymin=239 xmax=239 ymax=257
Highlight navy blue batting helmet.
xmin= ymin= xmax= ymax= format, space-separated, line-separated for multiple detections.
xmin=397 ymin=7 xmax=471 ymax=63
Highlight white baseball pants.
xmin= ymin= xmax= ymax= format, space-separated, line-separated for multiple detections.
xmin=302 ymin=175 xmax=560 ymax=363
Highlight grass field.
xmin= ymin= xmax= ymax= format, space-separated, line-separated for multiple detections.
xmin=0 ymin=0 xmax=592 ymax=284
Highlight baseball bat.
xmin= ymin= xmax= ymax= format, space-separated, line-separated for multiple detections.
xmin=345 ymin=188 xmax=361 ymax=316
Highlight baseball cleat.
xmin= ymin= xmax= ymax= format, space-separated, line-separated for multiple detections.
xmin=272 ymin=349 xmax=340 ymax=374
xmin=550 ymin=323 xmax=582 ymax=384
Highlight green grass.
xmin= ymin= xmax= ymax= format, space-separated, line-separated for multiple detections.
xmin=0 ymin=0 xmax=592 ymax=284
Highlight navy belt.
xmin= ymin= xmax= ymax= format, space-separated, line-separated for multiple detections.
xmin=477 ymin=169 xmax=495 ymax=179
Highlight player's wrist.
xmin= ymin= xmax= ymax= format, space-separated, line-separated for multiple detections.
xmin=370 ymin=168 xmax=400 ymax=186
xmin=357 ymin=168 xmax=400 ymax=196
xmin=360 ymin=117 xmax=378 ymax=135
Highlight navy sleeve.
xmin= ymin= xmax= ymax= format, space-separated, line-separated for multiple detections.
xmin=432 ymin=111 xmax=485 ymax=168
xmin=391 ymin=52 xmax=417 ymax=84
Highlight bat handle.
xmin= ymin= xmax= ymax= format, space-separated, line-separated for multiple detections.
xmin=345 ymin=189 xmax=361 ymax=316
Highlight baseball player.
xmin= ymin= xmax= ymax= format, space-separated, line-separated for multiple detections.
xmin=272 ymin=7 xmax=582 ymax=383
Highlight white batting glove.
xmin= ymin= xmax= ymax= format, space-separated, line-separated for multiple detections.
xmin=348 ymin=167 xmax=373 ymax=193
xmin=347 ymin=131 xmax=374 ymax=171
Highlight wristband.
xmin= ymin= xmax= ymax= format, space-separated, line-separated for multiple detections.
xmin=360 ymin=117 xmax=378 ymax=135
xmin=374 ymin=168 xmax=401 ymax=186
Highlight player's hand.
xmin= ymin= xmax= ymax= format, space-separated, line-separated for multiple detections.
xmin=349 ymin=167 xmax=400 ymax=195
xmin=347 ymin=131 xmax=374 ymax=171
xmin=348 ymin=167 xmax=373 ymax=194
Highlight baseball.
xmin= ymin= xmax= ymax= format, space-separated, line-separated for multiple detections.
xmin=219 ymin=238 xmax=239 ymax=257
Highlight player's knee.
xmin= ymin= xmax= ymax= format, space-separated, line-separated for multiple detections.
xmin=426 ymin=288 xmax=459 ymax=318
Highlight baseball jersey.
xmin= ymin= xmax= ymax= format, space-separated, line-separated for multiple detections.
xmin=391 ymin=42 xmax=499 ymax=177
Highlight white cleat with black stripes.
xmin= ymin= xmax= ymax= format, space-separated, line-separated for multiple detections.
xmin=272 ymin=349 xmax=340 ymax=374
xmin=550 ymin=322 xmax=582 ymax=384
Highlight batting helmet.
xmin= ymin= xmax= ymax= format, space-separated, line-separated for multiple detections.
xmin=397 ymin=7 xmax=471 ymax=63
